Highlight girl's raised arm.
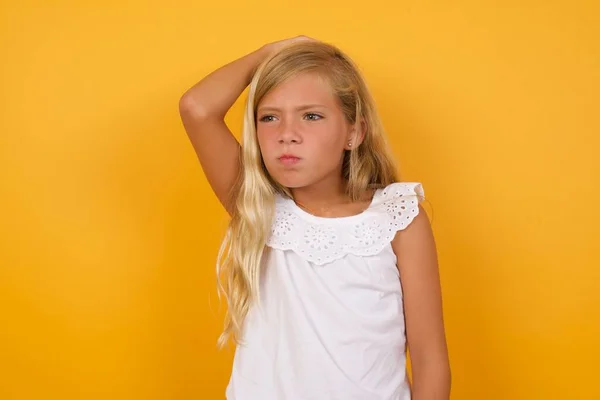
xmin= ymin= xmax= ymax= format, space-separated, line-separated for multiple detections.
xmin=179 ymin=46 xmax=269 ymax=214
xmin=178 ymin=37 xmax=312 ymax=214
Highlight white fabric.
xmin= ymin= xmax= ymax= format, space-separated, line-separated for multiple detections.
xmin=226 ymin=182 xmax=425 ymax=400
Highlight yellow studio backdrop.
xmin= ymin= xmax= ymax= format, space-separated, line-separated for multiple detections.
xmin=1 ymin=0 xmax=598 ymax=399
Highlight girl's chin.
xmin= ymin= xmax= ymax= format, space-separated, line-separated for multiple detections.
xmin=270 ymin=173 xmax=313 ymax=190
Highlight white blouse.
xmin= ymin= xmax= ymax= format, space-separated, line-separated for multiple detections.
xmin=226 ymin=182 xmax=425 ymax=400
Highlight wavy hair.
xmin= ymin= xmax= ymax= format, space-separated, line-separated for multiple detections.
xmin=216 ymin=41 xmax=399 ymax=347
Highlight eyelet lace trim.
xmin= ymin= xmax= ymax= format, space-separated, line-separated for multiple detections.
xmin=266 ymin=182 xmax=425 ymax=266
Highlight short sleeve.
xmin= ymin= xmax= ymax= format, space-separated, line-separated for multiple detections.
xmin=374 ymin=182 xmax=425 ymax=233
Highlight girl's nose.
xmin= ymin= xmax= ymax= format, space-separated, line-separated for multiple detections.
xmin=277 ymin=119 xmax=302 ymax=144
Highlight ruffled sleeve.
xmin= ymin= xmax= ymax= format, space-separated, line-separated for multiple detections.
xmin=372 ymin=182 xmax=425 ymax=233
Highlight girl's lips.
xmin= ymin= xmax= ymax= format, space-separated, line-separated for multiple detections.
xmin=279 ymin=155 xmax=301 ymax=165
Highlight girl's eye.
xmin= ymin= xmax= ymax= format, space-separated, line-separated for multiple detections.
xmin=259 ymin=115 xmax=276 ymax=122
xmin=305 ymin=113 xmax=323 ymax=121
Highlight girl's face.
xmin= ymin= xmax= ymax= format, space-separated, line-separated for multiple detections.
xmin=256 ymin=72 xmax=357 ymax=189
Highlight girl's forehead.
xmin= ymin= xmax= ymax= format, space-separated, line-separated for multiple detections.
xmin=259 ymin=72 xmax=335 ymax=106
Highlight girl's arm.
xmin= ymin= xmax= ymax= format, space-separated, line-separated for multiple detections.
xmin=178 ymin=45 xmax=269 ymax=214
xmin=392 ymin=205 xmax=451 ymax=399
xmin=178 ymin=36 xmax=311 ymax=214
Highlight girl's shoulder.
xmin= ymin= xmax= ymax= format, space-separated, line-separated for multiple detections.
xmin=370 ymin=181 xmax=425 ymax=208
xmin=366 ymin=181 xmax=425 ymax=231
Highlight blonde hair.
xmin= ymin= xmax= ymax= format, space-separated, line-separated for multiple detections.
xmin=216 ymin=41 xmax=399 ymax=347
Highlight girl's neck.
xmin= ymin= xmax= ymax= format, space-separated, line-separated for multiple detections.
xmin=291 ymin=178 xmax=348 ymax=208
xmin=290 ymin=178 xmax=374 ymax=217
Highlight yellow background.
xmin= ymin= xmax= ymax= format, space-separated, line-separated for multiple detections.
xmin=1 ymin=0 xmax=598 ymax=399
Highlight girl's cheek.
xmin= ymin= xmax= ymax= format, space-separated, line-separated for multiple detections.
xmin=257 ymin=126 xmax=274 ymax=141
xmin=256 ymin=130 xmax=268 ymax=146
xmin=257 ymin=133 xmax=275 ymax=157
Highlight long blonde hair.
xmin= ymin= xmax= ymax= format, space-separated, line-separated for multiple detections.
xmin=216 ymin=41 xmax=399 ymax=347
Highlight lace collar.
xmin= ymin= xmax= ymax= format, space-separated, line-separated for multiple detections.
xmin=266 ymin=182 xmax=424 ymax=266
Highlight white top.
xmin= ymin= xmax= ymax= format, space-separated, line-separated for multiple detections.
xmin=226 ymin=182 xmax=425 ymax=400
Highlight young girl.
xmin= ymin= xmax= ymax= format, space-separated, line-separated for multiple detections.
xmin=179 ymin=36 xmax=451 ymax=400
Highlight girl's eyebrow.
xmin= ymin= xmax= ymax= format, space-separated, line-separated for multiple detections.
xmin=257 ymin=104 xmax=328 ymax=113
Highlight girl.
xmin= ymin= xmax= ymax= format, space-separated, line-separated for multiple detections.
xmin=179 ymin=36 xmax=451 ymax=400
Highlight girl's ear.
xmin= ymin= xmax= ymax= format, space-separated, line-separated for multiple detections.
xmin=345 ymin=118 xmax=367 ymax=150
